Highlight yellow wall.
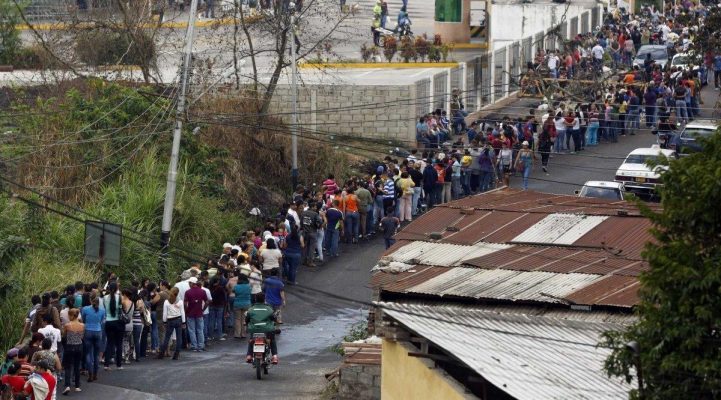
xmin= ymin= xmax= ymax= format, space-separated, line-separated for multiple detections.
xmin=382 ymin=339 xmax=477 ymax=400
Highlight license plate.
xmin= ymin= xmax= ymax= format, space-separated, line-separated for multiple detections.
xmin=253 ymin=345 xmax=265 ymax=353
xmin=634 ymin=177 xmax=646 ymax=183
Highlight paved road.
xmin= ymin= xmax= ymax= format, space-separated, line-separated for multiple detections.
xmin=75 ymin=237 xmax=381 ymax=400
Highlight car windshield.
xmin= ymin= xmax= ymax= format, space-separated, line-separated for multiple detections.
xmin=625 ymin=154 xmax=660 ymax=164
xmin=682 ymin=128 xmax=715 ymax=139
xmin=637 ymin=49 xmax=667 ymax=60
xmin=580 ymin=186 xmax=622 ymax=200
xmin=672 ymin=56 xmax=688 ymax=65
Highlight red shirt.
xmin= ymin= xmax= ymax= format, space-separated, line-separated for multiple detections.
xmin=41 ymin=372 xmax=55 ymax=400
xmin=1 ymin=375 xmax=26 ymax=395
xmin=184 ymin=286 xmax=208 ymax=318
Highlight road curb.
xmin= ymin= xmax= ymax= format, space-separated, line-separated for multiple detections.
xmin=299 ymin=62 xmax=460 ymax=69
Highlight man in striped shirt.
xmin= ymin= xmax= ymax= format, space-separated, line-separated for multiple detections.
xmin=382 ymin=171 xmax=396 ymax=215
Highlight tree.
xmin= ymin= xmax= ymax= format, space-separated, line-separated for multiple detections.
xmin=0 ymin=0 xmax=22 ymax=65
xmin=602 ymin=130 xmax=721 ymax=399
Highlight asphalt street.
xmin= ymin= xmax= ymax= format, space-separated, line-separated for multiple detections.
xmin=75 ymin=237 xmax=381 ymax=400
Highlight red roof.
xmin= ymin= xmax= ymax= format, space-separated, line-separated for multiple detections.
xmin=373 ymin=189 xmax=658 ymax=309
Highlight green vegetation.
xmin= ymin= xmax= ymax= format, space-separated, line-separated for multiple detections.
xmin=0 ymin=0 xmax=23 ymax=65
xmin=332 ymin=320 xmax=370 ymax=355
xmin=602 ymin=130 xmax=721 ymax=398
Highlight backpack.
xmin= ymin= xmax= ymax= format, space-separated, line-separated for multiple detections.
xmin=394 ymin=178 xmax=402 ymax=199
xmin=140 ymin=300 xmax=152 ymax=327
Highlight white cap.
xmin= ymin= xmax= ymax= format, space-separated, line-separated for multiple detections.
xmin=223 ymin=243 xmax=232 ymax=248
xmin=188 ymin=277 xmax=198 ymax=284
xmin=231 ymin=245 xmax=242 ymax=253
xmin=522 ymin=141 xmax=529 ymax=146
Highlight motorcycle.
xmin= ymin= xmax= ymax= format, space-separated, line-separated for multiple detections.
xmin=252 ymin=333 xmax=272 ymax=380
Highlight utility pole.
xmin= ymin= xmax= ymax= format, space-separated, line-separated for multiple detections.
xmin=290 ymin=6 xmax=299 ymax=192
xmin=159 ymin=0 xmax=200 ymax=278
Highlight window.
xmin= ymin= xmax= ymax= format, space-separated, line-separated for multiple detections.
xmin=625 ymin=154 xmax=660 ymax=164
xmin=681 ymin=128 xmax=715 ymax=139
xmin=436 ymin=0 xmax=462 ymax=22
xmin=637 ymin=48 xmax=667 ymax=60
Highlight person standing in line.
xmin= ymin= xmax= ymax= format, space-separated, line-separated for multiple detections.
xmin=233 ymin=274 xmax=252 ymax=339
xmin=380 ymin=209 xmax=400 ymax=249
xmin=208 ymin=277 xmax=227 ymax=342
xmin=586 ymin=104 xmax=600 ymax=146
xmin=158 ymin=287 xmax=185 ymax=360
xmin=713 ymin=53 xmax=721 ymax=90
xmin=355 ymin=182 xmax=372 ymax=239
xmin=514 ymin=141 xmax=534 ymax=191
xmin=183 ymin=277 xmax=208 ymax=352
xmin=81 ymin=296 xmax=104 ymax=382
xmin=61 ymin=309 xmax=84 ymax=395
xmin=100 ymin=282 xmax=123 ymax=371
xmin=397 ymin=171 xmax=415 ymax=222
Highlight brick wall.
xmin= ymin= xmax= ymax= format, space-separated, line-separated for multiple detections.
xmin=267 ymin=84 xmax=417 ymax=145
xmin=339 ymin=364 xmax=381 ymax=400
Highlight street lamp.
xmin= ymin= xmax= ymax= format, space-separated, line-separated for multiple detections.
xmin=626 ymin=340 xmax=645 ymax=400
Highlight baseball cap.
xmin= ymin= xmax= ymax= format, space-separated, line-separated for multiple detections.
xmin=6 ymin=348 xmax=18 ymax=358
xmin=522 ymin=141 xmax=529 ymax=146
xmin=231 ymin=245 xmax=242 ymax=253
xmin=223 ymin=243 xmax=232 ymax=248
xmin=188 ymin=277 xmax=198 ymax=284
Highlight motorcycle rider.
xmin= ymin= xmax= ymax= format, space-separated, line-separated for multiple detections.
xmin=244 ymin=293 xmax=279 ymax=365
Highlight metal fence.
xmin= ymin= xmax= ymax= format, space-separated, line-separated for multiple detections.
xmin=433 ymin=70 xmax=448 ymax=112
xmin=509 ymin=42 xmax=520 ymax=92
xmin=480 ymin=54 xmax=491 ymax=106
xmin=415 ymin=78 xmax=431 ymax=117
xmin=24 ymin=0 xmax=116 ymax=20
xmin=409 ymin=6 xmax=604 ymax=120
xmin=581 ymin=11 xmax=590 ymax=34
xmin=592 ymin=7 xmax=600 ymax=30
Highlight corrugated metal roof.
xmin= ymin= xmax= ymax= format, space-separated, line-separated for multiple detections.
xmin=385 ymin=241 xmax=511 ymax=267
xmin=512 ymin=214 xmax=609 ymax=245
xmin=463 ymin=246 xmax=648 ymax=279
xmin=567 ymin=275 xmax=641 ymax=307
xmin=406 ymin=267 xmax=605 ymax=303
xmin=381 ymin=303 xmax=634 ymax=400
xmin=381 ymin=266 xmax=450 ymax=293
xmin=574 ymin=217 xmax=655 ymax=259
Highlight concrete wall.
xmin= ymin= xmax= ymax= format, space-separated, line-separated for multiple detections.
xmin=490 ymin=2 xmax=595 ymax=50
xmin=268 ymin=84 xmax=417 ymax=145
xmin=381 ymin=340 xmax=476 ymax=400
xmin=339 ymin=364 xmax=381 ymax=400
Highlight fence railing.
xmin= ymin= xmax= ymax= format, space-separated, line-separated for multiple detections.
xmin=412 ymin=5 xmax=603 ymax=119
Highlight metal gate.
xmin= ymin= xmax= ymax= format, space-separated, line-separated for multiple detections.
xmin=415 ymin=78 xmax=431 ymax=117
xmin=433 ymin=70 xmax=448 ymax=113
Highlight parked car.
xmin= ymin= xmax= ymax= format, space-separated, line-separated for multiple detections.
xmin=575 ymin=181 xmax=625 ymax=200
xmin=614 ymin=145 xmax=676 ymax=195
xmin=633 ymin=45 xmax=669 ymax=70
xmin=669 ymin=53 xmax=708 ymax=85
xmin=668 ymin=121 xmax=718 ymax=155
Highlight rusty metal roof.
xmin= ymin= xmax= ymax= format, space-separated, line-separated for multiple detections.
xmin=372 ymin=265 xmax=449 ymax=293
xmin=566 ymin=275 xmax=641 ymax=307
xmin=405 ymin=267 xmax=605 ymax=304
xmin=375 ymin=190 xmax=657 ymax=309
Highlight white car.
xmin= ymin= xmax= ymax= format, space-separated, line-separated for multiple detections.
xmin=670 ymin=53 xmax=709 ymax=85
xmin=614 ymin=145 xmax=676 ymax=194
xmin=576 ymin=181 xmax=625 ymax=200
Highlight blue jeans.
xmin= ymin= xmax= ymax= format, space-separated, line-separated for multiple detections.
xmin=150 ymin=311 xmax=159 ymax=351
xmin=84 ymin=330 xmax=102 ymax=374
xmin=384 ymin=238 xmax=396 ymax=249
xmin=675 ymin=100 xmax=688 ymax=122
xmin=479 ymin=171 xmax=492 ymax=192
xmin=373 ymin=196 xmax=384 ymax=224
xmin=365 ymin=204 xmax=375 ymax=234
xmin=325 ymin=227 xmax=340 ymax=256
xmin=132 ymin=324 xmax=143 ymax=360
xmin=208 ymin=307 xmax=224 ymax=339
xmin=284 ymin=251 xmax=301 ymax=283
xmin=187 ymin=317 xmax=205 ymax=350
xmin=161 ymin=317 xmax=183 ymax=355
xmin=411 ymin=187 xmax=421 ymax=216
xmin=625 ymin=110 xmax=639 ymax=133
xmin=587 ymin=122 xmax=599 ymax=145
xmin=344 ymin=211 xmax=359 ymax=242
xmin=316 ymin=229 xmax=325 ymax=261
xmin=522 ymin=164 xmax=532 ymax=190
xmin=203 ymin=314 xmax=209 ymax=343
xmin=461 ymin=171 xmax=471 ymax=195
xmin=645 ymin=105 xmax=656 ymax=127
xmin=555 ymin=130 xmax=566 ymax=152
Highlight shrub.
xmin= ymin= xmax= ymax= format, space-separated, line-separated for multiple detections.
xmin=415 ymin=34 xmax=430 ymax=62
xmin=383 ymin=36 xmax=397 ymax=62
xmin=429 ymin=45 xmax=441 ymax=62
xmin=0 ymin=0 xmax=23 ymax=65
xmin=399 ymin=36 xmax=415 ymax=63
xmin=75 ymin=30 xmax=156 ymax=66
xmin=360 ymin=43 xmax=372 ymax=62
xmin=433 ymin=34 xmax=443 ymax=46
xmin=441 ymin=44 xmax=451 ymax=62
